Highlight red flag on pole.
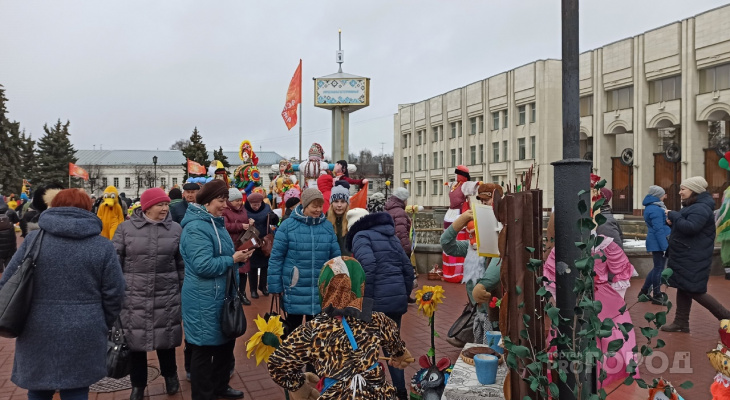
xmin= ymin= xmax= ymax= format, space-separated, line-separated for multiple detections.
xmin=282 ymin=60 xmax=302 ymax=130
xmin=69 ymin=163 xmax=89 ymax=181
xmin=187 ymin=159 xmax=207 ymax=175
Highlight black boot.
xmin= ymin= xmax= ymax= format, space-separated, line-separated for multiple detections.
xmin=241 ymin=292 xmax=251 ymax=306
xmin=396 ymin=389 xmax=409 ymax=400
xmin=129 ymin=387 xmax=145 ymax=400
xmin=651 ymin=292 xmax=669 ymax=306
xmin=661 ymin=292 xmax=690 ymax=333
xmin=164 ymin=375 xmax=180 ymax=395
xmin=250 ymin=290 xmax=259 ymax=299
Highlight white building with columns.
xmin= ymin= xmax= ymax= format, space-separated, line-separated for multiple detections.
xmin=394 ymin=4 xmax=730 ymax=214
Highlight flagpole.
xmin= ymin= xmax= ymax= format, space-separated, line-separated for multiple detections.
xmin=298 ymin=59 xmax=303 ymax=185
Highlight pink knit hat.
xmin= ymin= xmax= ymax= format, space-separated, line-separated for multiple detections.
xmin=140 ymin=188 xmax=171 ymax=211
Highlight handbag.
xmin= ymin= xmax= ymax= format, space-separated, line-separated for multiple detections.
xmin=447 ymin=302 xmax=477 ymax=344
xmin=221 ymin=267 xmax=247 ymax=339
xmin=261 ymin=214 xmax=274 ymax=257
xmin=0 ymin=230 xmax=45 ymax=338
xmin=106 ymin=316 xmax=131 ymax=378
xmin=264 ymin=295 xmax=291 ymax=338
xmin=237 ymin=226 xmax=260 ymax=250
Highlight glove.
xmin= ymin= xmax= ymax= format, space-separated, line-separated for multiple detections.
xmin=290 ymin=372 xmax=320 ymax=400
xmin=389 ymin=348 xmax=415 ymax=369
xmin=472 ymin=283 xmax=491 ymax=304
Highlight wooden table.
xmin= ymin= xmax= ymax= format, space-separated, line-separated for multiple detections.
xmin=441 ymin=342 xmax=508 ymax=400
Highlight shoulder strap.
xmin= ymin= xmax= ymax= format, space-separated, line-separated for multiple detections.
xmin=24 ymin=230 xmax=45 ymax=260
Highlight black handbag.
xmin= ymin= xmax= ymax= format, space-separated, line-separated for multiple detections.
xmin=447 ymin=302 xmax=477 ymax=344
xmin=106 ymin=316 xmax=131 ymax=378
xmin=0 ymin=230 xmax=45 ymax=338
xmin=221 ymin=267 xmax=247 ymax=339
xmin=265 ymin=295 xmax=291 ymax=338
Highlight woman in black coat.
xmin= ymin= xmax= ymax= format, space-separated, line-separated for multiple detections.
xmin=662 ymin=177 xmax=730 ymax=333
xmin=244 ymin=192 xmax=279 ymax=298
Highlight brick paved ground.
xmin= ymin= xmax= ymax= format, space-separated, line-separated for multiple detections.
xmin=0 ymin=232 xmax=727 ymax=399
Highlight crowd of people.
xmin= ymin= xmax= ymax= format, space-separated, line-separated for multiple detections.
xmin=2 ymin=159 xmax=730 ymax=399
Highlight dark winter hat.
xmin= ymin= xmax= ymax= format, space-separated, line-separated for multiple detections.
xmin=183 ymin=182 xmax=200 ymax=191
xmin=334 ymin=180 xmax=351 ymax=189
xmin=285 ymin=197 xmax=300 ymax=209
xmin=196 ymin=179 xmax=229 ymax=205
xmin=168 ymin=188 xmax=182 ymax=200
xmin=247 ymin=192 xmax=264 ymax=203
xmin=599 ymin=187 xmax=613 ymax=204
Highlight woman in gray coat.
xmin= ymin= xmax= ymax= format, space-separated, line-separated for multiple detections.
xmin=0 ymin=189 xmax=125 ymax=400
xmin=112 ymin=188 xmax=185 ymax=400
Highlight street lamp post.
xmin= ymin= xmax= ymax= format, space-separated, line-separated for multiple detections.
xmin=153 ymin=156 xmax=158 ymax=188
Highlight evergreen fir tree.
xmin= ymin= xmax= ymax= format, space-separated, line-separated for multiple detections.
xmin=19 ymin=130 xmax=37 ymax=185
xmin=36 ymin=119 xmax=77 ymax=186
xmin=0 ymin=85 xmax=24 ymax=195
xmin=213 ymin=146 xmax=230 ymax=168
xmin=180 ymin=127 xmax=208 ymax=179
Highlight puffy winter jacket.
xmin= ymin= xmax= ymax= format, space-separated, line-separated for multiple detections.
xmin=345 ymin=212 xmax=414 ymax=314
xmin=179 ymin=203 xmax=239 ymax=346
xmin=385 ymin=196 xmax=411 ymax=256
xmin=112 ymin=208 xmax=185 ymax=352
xmin=244 ymin=201 xmax=278 ymax=270
xmin=666 ymin=192 xmax=716 ymax=293
xmin=169 ymin=199 xmax=189 ymax=224
xmin=0 ymin=199 xmax=19 ymax=259
xmin=317 ymin=174 xmax=334 ymax=213
xmin=642 ymin=195 xmax=671 ymax=252
xmin=223 ymin=201 xmax=249 ymax=244
xmin=267 ymin=205 xmax=340 ymax=316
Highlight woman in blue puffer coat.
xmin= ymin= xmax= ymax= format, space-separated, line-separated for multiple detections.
xmin=268 ymin=188 xmax=340 ymax=331
xmin=639 ymin=185 xmax=672 ymax=304
xmin=345 ymin=209 xmax=414 ymax=400
xmin=179 ymin=180 xmax=253 ymax=400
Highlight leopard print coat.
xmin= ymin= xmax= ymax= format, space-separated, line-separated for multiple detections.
xmin=268 ymin=312 xmax=406 ymax=399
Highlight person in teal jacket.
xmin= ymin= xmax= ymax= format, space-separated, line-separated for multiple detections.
xmin=179 ymin=179 xmax=253 ymax=400
xmin=268 ymin=188 xmax=341 ymax=331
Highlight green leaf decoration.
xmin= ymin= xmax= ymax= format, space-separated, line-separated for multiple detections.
xmin=638 ymin=294 xmax=651 ymax=302
xmin=558 ymin=368 xmax=568 ymax=383
xmin=525 ymin=246 xmax=535 ymax=253
xmin=433 ymin=331 xmax=440 ymax=338
xmin=640 ymin=327 xmax=658 ymax=339
xmin=512 ymin=345 xmax=531 ymax=358
xmin=427 ymin=347 xmax=434 ymax=357
xmin=623 ymin=376 xmax=634 ymax=385
xmin=635 ymin=378 xmax=648 ymax=389
xmin=578 ymin=189 xmax=587 ymax=196
xmin=640 ymin=345 xmax=653 ymax=356
xmin=537 ymin=287 xmax=548 ymax=297
xmin=516 ymin=285 xmax=522 ymax=295
xmin=607 ymin=339 xmax=624 ymax=353
xmin=598 ymin=369 xmax=607 ymax=382
xmin=595 ymin=179 xmax=607 ymax=189
xmin=578 ymin=199 xmax=588 ymax=214
xmin=592 ymin=197 xmax=606 ymax=212
xmin=644 ymin=312 xmax=656 ymax=322
xmin=523 ymin=314 xmax=531 ymax=325
xmin=520 ymin=329 xmax=529 ymax=340
xmin=679 ymin=381 xmax=694 ymax=389
xmin=548 ymin=383 xmax=559 ymax=397
xmin=547 ymin=306 xmax=561 ymax=322
xmin=655 ymin=312 xmax=667 ymax=327
xmin=618 ymin=304 xmax=627 ymax=314
xmin=595 ymin=213 xmax=607 ymax=227
xmin=661 ymin=268 xmax=674 ymax=282
xmin=656 ymin=339 xmax=666 ymax=349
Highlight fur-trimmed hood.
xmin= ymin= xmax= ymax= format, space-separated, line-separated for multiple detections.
xmin=32 ymin=183 xmax=64 ymax=212
xmin=345 ymin=212 xmax=395 ymax=252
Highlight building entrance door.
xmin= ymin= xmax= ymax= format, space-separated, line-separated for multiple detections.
xmin=654 ymin=153 xmax=681 ymax=211
xmin=611 ymin=157 xmax=633 ymax=214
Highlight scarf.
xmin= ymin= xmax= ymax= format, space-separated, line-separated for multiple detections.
xmin=318 ymin=256 xmax=373 ymax=322
xmin=651 ymin=201 xmax=667 ymax=210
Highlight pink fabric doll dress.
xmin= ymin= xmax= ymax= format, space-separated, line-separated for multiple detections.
xmin=543 ymin=235 xmax=639 ymax=389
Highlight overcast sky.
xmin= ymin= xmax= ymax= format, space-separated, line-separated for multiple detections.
xmin=1 ymin=0 xmax=727 ymax=160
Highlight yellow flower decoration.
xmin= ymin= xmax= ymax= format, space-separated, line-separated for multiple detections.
xmin=403 ymin=179 xmax=411 ymax=185
xmin=415 ymin=285 xmax=445 ymax=319
xmin=245 ymin=315 xmax=285 ymax=366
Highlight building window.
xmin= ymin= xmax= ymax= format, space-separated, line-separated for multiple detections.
xmin=530 ymin=102 xmax=536 ymax=123
xmin=160 ymin=177 xmax=166 ymax=187
xmin=518 ymin=105 xmax=526 ymax=125
xmin=432 ymin=151 xmax=438 ymax=169
xmin=503 ymin=110 xmax=508 ymax=127
xmin=432 ymin=126 xmax=442 ymax=142
xmin=125 ymin=177 xmax=131 ymax=188
xmin=458 ymin=122 xmax=462 ymax=137
xmin=417 ymin=155 xmax=422 ymax=171
xmin=458 ymin=148 xmax=463 ymax=165
xmin=137 ymin=177 xmax=142 ymax=188
xmin=113 ymin=177 xmax=119 ymax=188
xmin=450 ymin=149 xmax=456 ymax=167
xmin=479 ymin=116 xmax=484 ymax=133
xmin=492 ymin=112 xmax=499 ymax=130
xmin=402 ymin=134 xmax=408 ymax=148
xmin=700 ymin=63 xmax=730 ymax=93
xmin=649 ymin=75 xmax=681 ymax=103
xmin=492 ymin=142 xmax=499 ymax=163
xmin=479 ymin=144 xmax=484 ymax=164
xmin=403 ymin=157 xmax=408 ymax=172
xmin=368 ymin=181 xmax=373 ymax=190
xmin=470 ymin=117 xmax=477 ymax=135
xmin=503 ymin=141 xmax=508 ymax=161
xmin=470 ymin=146 xmax=476 ymax=165
xmin=439 ymin=151 xmax=443 ymax=168
xmin=172 ymin=177 xmax=178 ymax=187
xmin=451 ymin=122 xmax=457 ymax=139
xmin=530 ymin=136 xmax=536 ymax=159
xmin=418 ymin=130 xmax=424 ymax=145
xmin=518 ymin=138 xmax=526 ymax=160
xmin=417 ymin=181 xmax=425 ymax=197
xmin=606 ymin=86 xmax=633 ymax=111
xmin=432 ymin=179 xmax=440 ymax=196
xmin=439 ymin=179 xmax=444 ymax=195
xmin=102 ymin=177 xmax=108 ymax=187
xmin=492 ymin=176 xmax=500 ymax=184
xmin=580 ymin=96 xmax=593 ymax=117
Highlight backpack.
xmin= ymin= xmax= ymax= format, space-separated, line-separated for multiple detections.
xmin=0 ymin=213 xmax=12 ymax=231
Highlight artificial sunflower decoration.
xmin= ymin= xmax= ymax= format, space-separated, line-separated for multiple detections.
xmin=415 ymin=285 xmax=445 ymax=319
xmin=246 ymin=315 xmax=285 ymax=366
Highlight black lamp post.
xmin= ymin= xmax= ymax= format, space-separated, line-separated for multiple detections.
xmin=153 ymin=156 xmax=158 ymax=188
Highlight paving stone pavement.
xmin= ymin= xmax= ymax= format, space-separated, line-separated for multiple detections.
xmin=1 ymin=232 xmax=727 ymax=399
